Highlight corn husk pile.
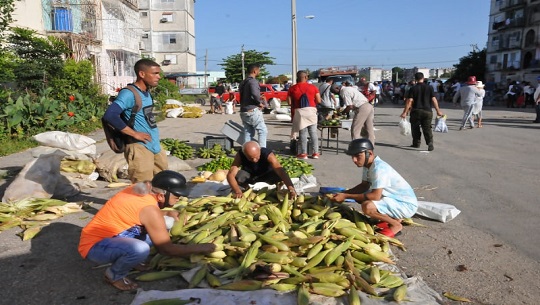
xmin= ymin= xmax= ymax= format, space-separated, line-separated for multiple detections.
xmin=60 ymin=160 xmax=97 ymax=175
xmin=0 ymin=198 xmax=84 ymax=240
xmin=182 ymin=106 xmax=204 ymax=118
xmin=142 ymin=188 xmax=409 ymax=303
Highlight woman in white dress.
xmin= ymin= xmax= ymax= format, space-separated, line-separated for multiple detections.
xmin=472 ymin=81 xmax=486 ymax=127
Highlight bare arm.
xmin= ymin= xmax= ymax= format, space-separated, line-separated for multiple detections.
xmin=226 ymin=153 xmax=244 ymax=198
xmin=400 ymin=98 xmax=413 ymax=118
xmin=267 ymin=153 xmax=297 ymax=199
xmin=431 ymin=97 xmax=443 ymax=117
xmin=140 ymin=206 xmax=215 ymax=257
xmin=315 ymin=93 xmax=322 ymax=105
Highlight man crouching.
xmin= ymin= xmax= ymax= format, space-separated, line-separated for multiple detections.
xmin=331 ymin=139 xmax=418 ymax=237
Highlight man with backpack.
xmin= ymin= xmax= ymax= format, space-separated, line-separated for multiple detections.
xmin=102 ymin=59 xmax=168 ymax=183
xmin=287 ymin=70 xmax=321 ymax=159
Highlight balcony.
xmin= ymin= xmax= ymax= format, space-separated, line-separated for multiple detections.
xmin=492 ymin=17 xmax=525 ymax=31
xmin=498 ymin=0 xmax=526 ymax=12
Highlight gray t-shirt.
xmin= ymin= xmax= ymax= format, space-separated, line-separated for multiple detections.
xmin=319 ymin=83 xmax=334 ymax=108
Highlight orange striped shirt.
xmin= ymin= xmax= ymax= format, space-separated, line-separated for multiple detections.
xmin=78 ymin=185 xmax=158 ymax=258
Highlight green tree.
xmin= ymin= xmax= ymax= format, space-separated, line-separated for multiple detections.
xmin=49 ymin=59 xmax=101 ymax=100
xmin=391 ymin=67 xmax=404 ymax=83
xmin=266 ymin=74 xmax=289 ymax=85
xmin=0 ymin=0 xmax=15 ymax=41
xmin=219 ymin=50 xmax=275 ymax=83
xmin=452 ymin=48 xmax=486 ymax=82
xmin=7 ymin=27 xmax=69 ymax=92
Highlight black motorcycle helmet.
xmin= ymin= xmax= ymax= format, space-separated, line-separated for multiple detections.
xmin=346 ymin=139 xmax=374 ymax=167
xmin=151 ymin=170 xmax=187 ymax=208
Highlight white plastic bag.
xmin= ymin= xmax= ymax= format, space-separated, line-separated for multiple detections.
xmin=399 ymin=118 xmax=411 ymax=136
xmin=433 ymin=115 xmax=448 ymax=133
xmin=415 ymin=201 xmax=461 ymax=223
xmin=166 ymin=107 xmax=184 ymax=118
xmin=33 ymin=131 xmax=96 ymax=152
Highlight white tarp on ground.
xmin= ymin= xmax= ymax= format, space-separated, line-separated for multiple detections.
xmin=130 ymin=276 xmax=443 ymax=305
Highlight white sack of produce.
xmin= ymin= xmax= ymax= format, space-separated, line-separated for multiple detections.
xmin=165 ymin=99 xmax=183 ymax=106
xmin=166 ymin=107 xmax=184 ymax=118
xmin=2 ymin=154 xmax=79 ymax=203
xmin=415 ymin=201 xmax=461 ymax=223
xmin=167 ymin=155 xmax=192 ymax=171
xmin=31 ymin=146 xmax=92 ymax=160
xmin=275 ymin=113 xmax=292 ymax=121
xmin=33 ymin=131 xmax=96 ymax=155
xmin=94 ymin=150 xmax=129 ymax=182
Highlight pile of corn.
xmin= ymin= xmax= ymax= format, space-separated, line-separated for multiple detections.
xmin=142 ymin=188 xmax=409 ymax=303
xmin=0 ymin=198 xmax=83 ymax=240
xmin=182 ymin=106 xmax=204 ymax=118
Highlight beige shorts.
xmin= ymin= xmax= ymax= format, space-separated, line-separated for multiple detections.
xmin=124 ymin=143 xmax=168 ymax=183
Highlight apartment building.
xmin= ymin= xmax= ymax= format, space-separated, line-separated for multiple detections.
xmin=486 ymin=0 xmax=540 ymax=84
xmin=138 ymin=0 xmax=196 ymax=87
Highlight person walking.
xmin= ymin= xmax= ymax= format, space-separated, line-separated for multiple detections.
xmin=238 ymin=63 xmax=268 ymax=147
xmin=454 ymin=76 xmax=481 ymax=130
xmin=472 ymin=81 xmax=486 ymax=128
xmin=532 ymin=76 xmax=540 ymax=123
xmin=400 ymin=72 xmax=444 ymax=151
xmin=102 ymin=59 xmax=167 ymax=183
xmin=287 ymin=70 xmax=321 ymax=159
xmin=78 ymin=171 xmax=216 ymax=291
xmin=339 ymin=81 xmax=375 ymax=145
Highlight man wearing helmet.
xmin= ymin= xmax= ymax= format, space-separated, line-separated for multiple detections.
xmin=78 ymin=170 xmax=216 ymax=291
xmin=331 ymin=139 xmax=418 ymax=237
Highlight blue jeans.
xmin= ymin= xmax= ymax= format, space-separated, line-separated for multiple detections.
xmin=240 ymin=108 xmax=267 ymax=147
xmin=86 ymin=236 xmax=151 ymax=281
xmin=299 ymin=124 xmax=319 ymax=154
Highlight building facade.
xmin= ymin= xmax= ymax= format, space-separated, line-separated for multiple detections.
xmin=486 ymin=0 xmax=540 ymax=84
xmin=138 ymin=0 xmax=196 ymax=87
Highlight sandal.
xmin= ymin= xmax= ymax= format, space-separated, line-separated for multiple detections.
xmin=104 ymin=275 xmax=138 ymax=291
xmin=133 ymin=262 xmax=151 ymax=272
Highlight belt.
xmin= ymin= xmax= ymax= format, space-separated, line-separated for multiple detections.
xmin=242 ymin=108 xmax=257 ymax=113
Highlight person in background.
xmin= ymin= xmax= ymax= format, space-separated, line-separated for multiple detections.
xmin=340 ymin=81 xmax=375 ymax=145
xmin=238 ymin=63 xmax=268 ymax=147
xmin=506 ymin=80 xmax=519 ymax=108
xmin=287 ymin=70 xmax=321 ymax=159
xmin=400 ymin=72 xmax=444 ymax=151
xmin=472 ymin=81 xmax=486 ymax=128
xmin=78 ymin=171 xmax=216 ymax=291
xmin=224 ymin=93 xmax=236 ymax=115
xmin=227 ymin=141 xmax=297 ymax=199
xmin=373 ymin=81 xmax=381 ymax=106
xmin=532 ymin=76 xmax=540 ymax=123
xmin=523 ymin=81 xmax=534 ymax=108
xmin=318 ymin=78 xmax=337 ymax=121
xmin=331 ymin=139 xmax=418 ymax=237
xmin=102 ymin=59 xmax=167 ymax=183
xmin=484 ymin=78 xmax=496 ymax=106
xmin=454 ymin=76 xmax=481 ymax=130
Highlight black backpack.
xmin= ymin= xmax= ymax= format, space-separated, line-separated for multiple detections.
xmin=299 ymin=92 xmax=310 ymax=108
xmin=102 ymin=85 xmax=143 ymax=153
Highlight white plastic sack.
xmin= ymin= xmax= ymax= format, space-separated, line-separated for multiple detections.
xmin=416 ymin=200 xmax=461 ymax=223
xmin=33 ymin=131 xmax=96 ymax=152
xmin=399 ymin=118 xmax=411 ymax=136
xmin=166 ymin=107 xmax=184 ymax=118
xmin=165 ymin=99 xmax=183 ymax=106
xmin=433 ymin=115 xmax=448 ymax=133
xmin=269 ymin=97 xmax=281 ymax=110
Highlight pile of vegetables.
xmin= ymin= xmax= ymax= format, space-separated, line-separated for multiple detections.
xmin=196 ymin=156 xmax=234 ymax=172
xmin=161 ymin=138 xmax=195 ymax=160
xmin=276 ymin=156 xmax=314 ymax=178
xmin=138 ymin=189 xmax=410 ymax=303
xmin=182 ymin=106 xmax=204 ymax=118
xmin=319 ymin=119 xmax=341 ymax=127
xmin=197 ymin=144 xmax=229 ymax=159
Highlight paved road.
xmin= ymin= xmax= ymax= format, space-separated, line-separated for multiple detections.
xmin=0 ymin=102 xmax=538 ymax=304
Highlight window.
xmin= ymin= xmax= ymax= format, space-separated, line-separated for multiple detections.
xmin=141 ymin=12 xmax=148 ymax=17
xmin=164 ymin=54 xmax=177 ymax=65
xmin=142 ymin=33 xmax=149 ymax=39
xmin=163 ymin=34 xmax=177 ymax=44
xmin=490 ymin=55 xmax=497 ymax=64
xmin=161 ymin=13 xmax=173 ymax=22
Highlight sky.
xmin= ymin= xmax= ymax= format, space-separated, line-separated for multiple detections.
xmin=194 ymin=0 xmax=491 ymax=76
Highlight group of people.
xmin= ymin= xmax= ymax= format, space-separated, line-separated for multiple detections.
xmin=85 ymin=59 xmax=421 ymax=292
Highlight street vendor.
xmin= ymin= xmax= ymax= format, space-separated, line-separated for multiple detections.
xmin=227 ymin=141 xmax=297 ymax=199
xmin=78 ymin=170 xmax=216 ymax=291
xmin=331 ymin=139 xmax=418 ymax=237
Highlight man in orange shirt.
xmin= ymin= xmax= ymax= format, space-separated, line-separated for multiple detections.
xmin=78 ymin=171 xmax=215 ymax=291
xmin=287 ymin=70 xmax=321 ymax=159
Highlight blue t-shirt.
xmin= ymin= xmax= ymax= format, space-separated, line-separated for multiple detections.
xmin=363 ymin=156 xmax=418 ymax=213
xmin=114 ymin=87 xmax=161 ymax=154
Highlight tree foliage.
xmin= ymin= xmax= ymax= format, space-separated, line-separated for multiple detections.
xmin=452 ymin=48 xmax=486 ymax=82
xmin=0 ymin=0 xmax=15 ymax=41
xmin=266 ymin=75 xmax=289 ymax=85
xmin=6 ymin=27 xmax=69 ymax=92
xmin=219 ymin=49 xmax=275 ymax=83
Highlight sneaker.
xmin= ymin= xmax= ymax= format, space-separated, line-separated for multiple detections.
xmin=296 ymin=154 xmax=308 ymax=159
xmin=311 ymin=153 xmax=320 ymax=159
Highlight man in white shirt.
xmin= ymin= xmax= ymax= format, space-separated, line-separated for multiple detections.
xmin=339 ymin=82 xmax=375 ymax=144
xmin=430 ymin=79 xmax=439 ymax=94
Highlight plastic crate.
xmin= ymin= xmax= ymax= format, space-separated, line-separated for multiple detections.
xmin=204 ymin=136 xmax=233 ymax=150
xmin=290 ymin=138 xmax=314 ymax=155
xmin=221 ymin=120 xmax=245 ymax=145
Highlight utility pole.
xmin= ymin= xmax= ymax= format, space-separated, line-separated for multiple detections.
xmin=204 ymin=49 xmax=208 ymax=89
xmin=241 ymin=45 xmax=245 ymax=80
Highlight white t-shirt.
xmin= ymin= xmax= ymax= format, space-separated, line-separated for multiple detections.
xmin=430 ymin=81 xmax=438 ymax=93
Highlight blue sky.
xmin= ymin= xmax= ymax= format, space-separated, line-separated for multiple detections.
xmin=194 ymin=0 xmax=490 ymax=76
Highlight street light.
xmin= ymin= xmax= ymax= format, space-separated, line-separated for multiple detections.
xmin=291 ymin=0 xmax=314 ymax=84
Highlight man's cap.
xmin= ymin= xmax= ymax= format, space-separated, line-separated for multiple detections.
xmin=466 ymin=76 xmax=477 ymax=85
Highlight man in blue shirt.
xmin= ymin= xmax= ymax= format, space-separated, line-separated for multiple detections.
xmin=102 ymin=59 xmax=167 ymax=183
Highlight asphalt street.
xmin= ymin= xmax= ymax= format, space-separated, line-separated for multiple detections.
xmin=0 ymin=101 xmax=539 ymax=304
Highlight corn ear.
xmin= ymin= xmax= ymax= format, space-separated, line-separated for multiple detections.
xmin=136 ymin=271 xmax=181 ymax=282
xmin=393 ymin=284 xmax=408 ymax=302
xmin=297 ymin=284 xmax=310 ymax=305
xmin=217 ymin=280 xmax=262 ymax=291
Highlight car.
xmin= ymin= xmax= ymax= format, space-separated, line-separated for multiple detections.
xmin=326 ymin=75 xmax=355 ymax=86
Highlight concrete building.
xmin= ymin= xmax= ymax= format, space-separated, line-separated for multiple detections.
xmin=486 ymin=0 xmax=540 ymax=84
xmin=401 ymin=67 xmax=431 ymax=82
xmin=138 ymin=0 xmax=196 ymax=87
